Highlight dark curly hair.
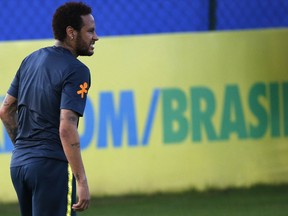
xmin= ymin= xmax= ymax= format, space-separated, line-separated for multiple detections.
xmin=52 ymin=2 xmax=92 ymax=42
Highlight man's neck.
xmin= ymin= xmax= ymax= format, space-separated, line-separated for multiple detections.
xmin=55 ymin=40 xmax=78 ymax=57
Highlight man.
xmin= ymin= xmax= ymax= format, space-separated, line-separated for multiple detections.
xmin=0 ymin=2 xmax=98 ymax=215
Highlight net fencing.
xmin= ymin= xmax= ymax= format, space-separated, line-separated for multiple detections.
xmin=0 ymin=0 xmax=287 ymax=41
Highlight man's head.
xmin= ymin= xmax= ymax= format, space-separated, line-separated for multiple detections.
xmin=52 ymin=2 xmax=98 ymax=56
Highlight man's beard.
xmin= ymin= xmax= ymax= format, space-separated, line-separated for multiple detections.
xmin=75 ymin=36 xmax=93 ymax=56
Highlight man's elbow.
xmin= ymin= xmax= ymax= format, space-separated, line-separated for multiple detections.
xmin=59 ymin=126 xmax=70 ymax=140
xmin=0 ymin=107 xmax=5 ymax=121
xmin=59 ymin=123 xmax=78 ymax=138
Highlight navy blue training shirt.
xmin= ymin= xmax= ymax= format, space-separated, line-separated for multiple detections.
xmin=8 ymin=46 xmax=91 ymax=167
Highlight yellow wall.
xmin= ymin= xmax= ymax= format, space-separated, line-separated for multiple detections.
xmin=1 ymin=29 xmax=288 ymax=202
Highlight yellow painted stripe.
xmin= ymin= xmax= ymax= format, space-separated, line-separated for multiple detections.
xmin=66 ymin=164 xmax=73 ymax=216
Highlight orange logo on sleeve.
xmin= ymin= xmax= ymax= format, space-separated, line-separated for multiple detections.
xmin=77 ymin=82 xmax=88 ymax=98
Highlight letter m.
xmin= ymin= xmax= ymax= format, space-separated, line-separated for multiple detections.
xmin=97 ymin=91 xmax=138 ymax=148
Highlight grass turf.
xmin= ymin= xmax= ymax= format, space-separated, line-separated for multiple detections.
xmin=1 ymin=184 xmax=288 ymax=216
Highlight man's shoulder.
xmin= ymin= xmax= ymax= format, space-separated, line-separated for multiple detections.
xmin=24 ymin=46 xmax=53 ymax=62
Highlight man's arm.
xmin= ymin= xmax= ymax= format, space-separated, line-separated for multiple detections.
xmin=59 ymin=109 xmax=90 ymax=212
xmin=0 ymin=94 xmax=18 ymax=144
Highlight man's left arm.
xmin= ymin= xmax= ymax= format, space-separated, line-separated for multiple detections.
xmin=0 ymin=94 xmax=18 ymax=144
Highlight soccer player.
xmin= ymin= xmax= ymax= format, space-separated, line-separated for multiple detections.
xmin=0 ymin=2 xmax=98 ymax=215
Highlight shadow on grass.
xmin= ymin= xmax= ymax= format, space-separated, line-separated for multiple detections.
xmin=1 ymin=184 xmax=288 ymax=216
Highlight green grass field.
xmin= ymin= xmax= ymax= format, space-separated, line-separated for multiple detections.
xmin=1 ymin=184 xmax=288 ymax=216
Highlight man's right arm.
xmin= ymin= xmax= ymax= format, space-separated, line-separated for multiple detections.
xmin=59 ymin=109 xmax=90 ymax=212
xmin=0 ymin=94 xmax=18 ymax=144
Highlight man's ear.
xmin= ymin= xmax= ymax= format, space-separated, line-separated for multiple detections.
xmin=66 ymin=26 xmax=77 ymax=40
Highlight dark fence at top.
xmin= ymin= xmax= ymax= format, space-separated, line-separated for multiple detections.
xmin=0 ymin=0 xmax=287 ymax=41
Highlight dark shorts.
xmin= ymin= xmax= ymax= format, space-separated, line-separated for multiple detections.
xmin=10 ymin=159 xmax=76 ymax=216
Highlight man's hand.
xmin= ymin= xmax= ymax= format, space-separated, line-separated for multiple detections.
xmin=72 ymin=180 xmax=90 ymax=211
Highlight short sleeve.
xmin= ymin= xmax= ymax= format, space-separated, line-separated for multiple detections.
xmin=7 ymin=67 xmax=21 ymax=99
xmin=60 ymin=65 xmax=91 ymax=117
